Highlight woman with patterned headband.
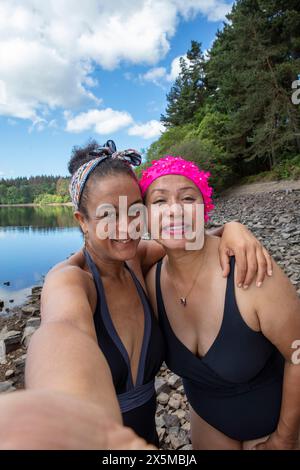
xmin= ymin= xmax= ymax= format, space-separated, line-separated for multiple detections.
xmin=143 ymin=156 xmax=300 ymax=450
xmin=26 ymin=140 xmax=273 ymax=448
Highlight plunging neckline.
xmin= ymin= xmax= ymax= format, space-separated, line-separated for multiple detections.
xmin=158 ymin=259 xmax=229 ymax=363
xmin=85 ymin=250 xmax=151 ymax=390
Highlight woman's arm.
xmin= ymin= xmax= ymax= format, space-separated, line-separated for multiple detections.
xmin=138 ymin=222 xmax=273 ymax=287
xmin=0 ymin=389 xmax=155 ymax=450
xmin=250 ymin=262 xmax=300 ymax=449
xmin=25 ymin=266 xmax=121 ymax=424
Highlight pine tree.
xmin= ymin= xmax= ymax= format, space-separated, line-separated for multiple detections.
xmin=161 ymin=41 xmax=207 ymax=127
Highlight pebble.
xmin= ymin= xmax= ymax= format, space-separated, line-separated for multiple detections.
xmin=157 ymin=392 xmax=169 ymax=405
xmin=5 ymin=369 xmax=15 ymax=379
xmin=0 ymin=381 xmax=15 ymax=393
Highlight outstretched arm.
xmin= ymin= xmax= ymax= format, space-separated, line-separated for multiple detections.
xmin=25 ymin=266 xmax=121 ymax=423
xmin=0 ymin=389 xmax=155 ymax=450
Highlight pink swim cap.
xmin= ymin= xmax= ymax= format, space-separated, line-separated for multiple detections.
xmin=139 ymin=156 xmax=214 ymax=222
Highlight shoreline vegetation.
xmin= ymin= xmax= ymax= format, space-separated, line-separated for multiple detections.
xmin=0 ymin=202 xmax=72 ymax=207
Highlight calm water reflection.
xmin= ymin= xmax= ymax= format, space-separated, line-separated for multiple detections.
xmin=0 ymin=206 xmax=82 ymax=311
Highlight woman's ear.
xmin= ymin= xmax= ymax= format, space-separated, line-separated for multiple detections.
xmin=74 ymin=211 xmax=88 ymax=233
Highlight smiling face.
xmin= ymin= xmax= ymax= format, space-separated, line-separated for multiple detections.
xmin=76 ymin=173 xmax=143 ymax=262
xmin=145 ymin=174 xmax=205 ymax=250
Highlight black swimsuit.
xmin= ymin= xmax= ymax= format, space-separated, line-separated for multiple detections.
xmin=156 ymin=256 xmax=284 ymax=441
xmin=85 ymin=250 xmax=164 ymax=445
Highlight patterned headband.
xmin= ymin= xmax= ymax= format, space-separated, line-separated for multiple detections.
xmin=69 ymin=144 xmax=142 ymax=210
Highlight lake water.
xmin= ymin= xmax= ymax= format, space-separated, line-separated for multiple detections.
xmin=0 ymin=206 xmax=82 ymax=312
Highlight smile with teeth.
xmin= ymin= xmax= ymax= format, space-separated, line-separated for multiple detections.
xmin=162 ymin=225 xmax=190 ymax=232
xmin=112 ymin=238 xmax=132 ymax=243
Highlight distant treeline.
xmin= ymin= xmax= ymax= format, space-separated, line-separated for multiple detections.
xmin=0 ymin=176 xmax=70 ymax=204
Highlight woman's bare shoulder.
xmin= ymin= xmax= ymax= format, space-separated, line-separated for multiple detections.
xmin=49 ymin=250 xmax=86 ymax=274
xmin=43 ymin=250 xmax=94 ymax=303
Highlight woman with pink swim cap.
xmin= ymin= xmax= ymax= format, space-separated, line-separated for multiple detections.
xmin=142 ymin=156 xmax=300 ymax=450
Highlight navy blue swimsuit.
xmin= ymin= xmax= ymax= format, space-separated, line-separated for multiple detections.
xmin=156 ymin=256 xmax=284 ymax=441
xmin=85 ymin=250 xmax=164 ymax=445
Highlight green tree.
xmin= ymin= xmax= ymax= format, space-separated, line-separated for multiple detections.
xmin=161 ymin=41 xmax=207 ymax=127
xmin=206 ymin=0 xmax=300 ymax=171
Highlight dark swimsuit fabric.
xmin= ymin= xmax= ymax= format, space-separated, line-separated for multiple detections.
xmin=155 ymin=256 xmax=284 ymax=441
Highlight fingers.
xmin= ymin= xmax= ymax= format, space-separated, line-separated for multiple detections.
xmin=251 ymin=442 xmax=266 ymax=450
xmin=242 ymin=247 xmax=258 ymax=289
xmin=254 ymin=247 xmax=268 ymax=287
xmin=219 ymin=247 xmax=231 ymax=277
xmin=234 ymin=249 xmax=247 ymax=287
xmin=263 ymin=247 xmax=273 ymax=277
xmin=234 ymin=244 xmax=273 ymax=289
xmin=107 ymin=425 xmax=157 ymax=450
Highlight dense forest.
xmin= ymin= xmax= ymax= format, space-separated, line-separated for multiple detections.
xmin=0 ymin=176 xmax=70 ymax=204
xmin=141 ymin=0 xmax=300 ymax=192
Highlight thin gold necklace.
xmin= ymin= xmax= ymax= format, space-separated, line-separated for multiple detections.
xmin=165 ymin=253 xmax=205 ymax=307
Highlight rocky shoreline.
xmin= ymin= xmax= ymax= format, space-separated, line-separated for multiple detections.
xmin=0 ymin=186 xmax=299 ymax=450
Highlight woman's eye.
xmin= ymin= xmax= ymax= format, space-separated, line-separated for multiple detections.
xmin=98 ymin=211 xmax=115 ymax=219
xmin=183 ymin=197 xmax=195 ymax=201
xmin=153 ymin=199 xmax=166 ymax=204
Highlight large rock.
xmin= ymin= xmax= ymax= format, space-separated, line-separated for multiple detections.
xmin=173 ymin=409 xmax=186 ymax=420
xmin=155 ymin=377 xmax=171 ymax=395
xmin=22 ymin=326 xmax=37 ymax=347
xmin=168 ymin=396 xmax=181 ymax=410
xmin=31 ymin=286 xmax=42 ymax=294
xmin=22 ymin=305 xmax=39 ymax=316
xmin=157 ymin=392 xmax=169 ymax=405
xmin=0 ymin=327 xmax=22 ymax=352
xmin=0 ymin=381 xmax=15 ymax=393
xmin=0 ymin=340 xmax=6 ymax=364
xmin=5 ymin=369 xmax=15 ymax=379
xmin=14 ymin=354 xmax=27 ymax=367
xmin=167 ymin=373 xmax=182 ymax=389
xmin=163 ymin=413 xmax=180 ymax=428
xmin=26 ymin=317 xmax=41 ymax=329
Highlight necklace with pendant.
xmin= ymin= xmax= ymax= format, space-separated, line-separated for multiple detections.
xmin=165 ymin=255 xmax=204 ymax=307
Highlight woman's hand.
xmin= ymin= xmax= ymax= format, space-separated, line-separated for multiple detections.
xmin=0 ymin=389 xmax=156 ymax=450
xmin=217 ymin=222 xmax=273 ymax=288
xmin=251 ymin=431 xmax=299 ymax=450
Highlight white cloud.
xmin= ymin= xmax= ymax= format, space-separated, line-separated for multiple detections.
xmin=0 ymin=37 xmax=98 ymax=121
xmin=128 ymin=120 xmax=165 ymax=139
xmin=66 ymin=108 xmax=133 ymax=135
xmin=166 ymin=55 xmax=185 ymax=81
xmin=173 ymin=0 xmax=232 ymax=22
xmin=143 ymin=67 xmax=167 ymax=83
xmin=0 ymin=0 xmax=232 ymax=122
xmin=141 ymin=54 xmax=188 ymax=86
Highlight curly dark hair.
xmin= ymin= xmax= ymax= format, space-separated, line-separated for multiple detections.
xmin=68 ymin=139 xmax=138 ymax=218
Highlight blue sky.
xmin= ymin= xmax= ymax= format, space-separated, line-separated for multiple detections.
xmin=0 ymin=1 xmax=233 ymax=178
